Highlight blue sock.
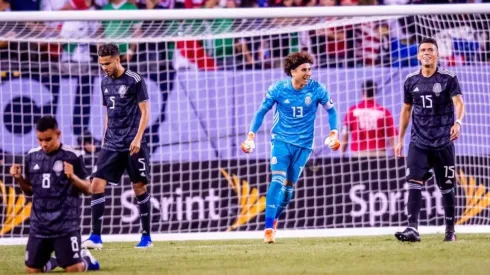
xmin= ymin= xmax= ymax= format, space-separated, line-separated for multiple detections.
xmin=265 ymin=174 xmax=285 ymax=229
xmin=82 ymin=256 xmax=100 ymax=271
xmin=275 ymin=185 xmax=294 ymax=220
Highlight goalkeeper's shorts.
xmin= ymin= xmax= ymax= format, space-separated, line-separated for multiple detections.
xmin=270 ymin=139 xmax=312 ymax=184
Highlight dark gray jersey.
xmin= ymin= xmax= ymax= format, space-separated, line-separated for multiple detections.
xmin=101 ymin=69 xmax=149 ymax=151
xmin=25 ymin=145 xmax=88 ymax=238
xmin=404 ymin=68 xmax=462 ymax=149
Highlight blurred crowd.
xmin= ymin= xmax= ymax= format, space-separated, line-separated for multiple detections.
xmin=0 ymin=0 xmax=489 ymax=72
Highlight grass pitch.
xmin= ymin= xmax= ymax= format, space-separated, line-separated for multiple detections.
xmin=1 ymin=234 xmax=490 ymax=275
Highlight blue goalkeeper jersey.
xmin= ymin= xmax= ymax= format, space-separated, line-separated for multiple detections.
xmin=250 ymin=78 xmax=334 ymax=149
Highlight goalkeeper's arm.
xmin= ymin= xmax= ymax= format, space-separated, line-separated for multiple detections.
xmin=324 ymin=105 xmax=340 ymax=150
xmin=241 ymin=98 xmax=275 ymax=153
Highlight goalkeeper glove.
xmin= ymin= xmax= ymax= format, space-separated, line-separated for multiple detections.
xmin=241 ymin=132 xmax=256 ymax=153
xmin=324 ymin=130 xmax=340 ymax=151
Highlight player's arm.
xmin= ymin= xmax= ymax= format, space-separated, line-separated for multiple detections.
xmin=241 ymin=85 xmax=277 ymax=153
xmin=340 ymin=112 xmax=350 ymax=155
xmin=319 ymin=85 xmax=340 ymax=150
xmin=130 ymin=77 xmax=150 ymax=156
xmin=64 ymin=156 xmax=91 ymax=195
xmin=9 ymin=158 xmax=33 ymax=196
xmin=449 ymin=75 xmax=464 ymax=141
xmin=396 ymin=80 xmax=413 ymax=158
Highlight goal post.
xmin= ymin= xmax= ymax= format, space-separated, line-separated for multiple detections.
xmin=1 ymin=4 xmax=490 ymax=244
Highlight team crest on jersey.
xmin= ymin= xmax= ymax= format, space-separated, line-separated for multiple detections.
xmin=433 ymin=83 xmax=442 ymax=97
xmin=118 ymin=85 xmax=127 ymax=98
xmin=53 ymin=160 xmax=63 ymax=175
xmin=305 ymin=95 xmax=312 ymax=105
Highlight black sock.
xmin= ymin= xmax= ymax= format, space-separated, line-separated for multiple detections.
xmin=442 ymin=188 xmax=456 ymax=232
xmin=407 ymin=182 xmax=422 ymax=230
xmin=137 ymin=192 xmax=151 ymax=236
xmin=91 ymin=193 xmax=105 ymax=235
xmin=43 ymin=257 xmax=58 ymax=272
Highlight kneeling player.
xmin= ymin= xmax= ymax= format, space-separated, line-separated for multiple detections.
xmin=9 ymin=116 xmax=100 ymax=273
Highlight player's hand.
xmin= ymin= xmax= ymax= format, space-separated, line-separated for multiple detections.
xmin=64 ymin=162 xmax=75 ymax=179
xmin=130 ymin=138 xmax=142 ymax=156
xmin=324 ymin=130 xmax=340 ymax=151
xmin=240 ymin=132 xmax=256 ymax=154
xmin=9 ymin=164 xmax=23 ymax=179
xmin=395 ymin=141 xmax=403 ymax=158
xmin=450 ymin=123 xmax=461 ymax=141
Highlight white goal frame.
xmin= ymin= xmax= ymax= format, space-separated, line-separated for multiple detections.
xmin=1 ymin=4 xmax=490 ymax=245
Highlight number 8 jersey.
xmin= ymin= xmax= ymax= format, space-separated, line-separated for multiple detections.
xmin=404 ymin=68 xmax=462 ymax=150
xmin=101 ymin=69 xmax=149 ymax=151
xmin=25 ymin=145 xmax=89 ymax=238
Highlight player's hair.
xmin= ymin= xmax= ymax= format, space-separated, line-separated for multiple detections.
xmin=284 ymin=51 xmax=314 ymax=77
xmin=419 ymin=37 xmax=438 ymax=50
xmin=36 ymin=115 xmax=58 ymax=132
xmin=362 ymin=80 xmax=378 ymax=98
xmin=98 ymin=43 xmax=120 ymax=57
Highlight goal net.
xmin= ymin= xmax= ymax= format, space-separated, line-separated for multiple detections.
xmin=1 ymin=6 xmax=490 ymax=241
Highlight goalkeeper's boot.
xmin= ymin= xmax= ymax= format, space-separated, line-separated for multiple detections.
xmin=81 ymin=249 xmax=100 ymax=271
xmin=135 ymin=235 xmax=153 ymax=249
xmin=443 ymin=231 xmax=456 ymax=242
xmin=394 ymin=227 xmax=421 ymax=242
xmin=82 ymin=234 xmax=103 ymax=250
xmin=264 ymin=228 xmax=276 ymax=244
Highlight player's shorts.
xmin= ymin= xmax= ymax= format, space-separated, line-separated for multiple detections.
xmin=270 ymin=139 xmax=312 ymax=183
xmin=25 ymin=231 xmax=82 ymax=269
xmin=92 ymin=143 xmax=150 ymax=185
xmin=406 ymin=142 xmax=456 ymax=188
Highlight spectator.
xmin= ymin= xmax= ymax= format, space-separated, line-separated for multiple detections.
xmin=9 ymin=0 xmax=39 ymax=11
xmin=135 ymin=0 xmax=175 ymax=8
xmin=102 ymin=0 xmax=142 ymax=63
xmin=310 ymin=0 xmax=349 ymax=68
xmin=0 ymin=0 xmax=11 ymax=60
xmin=340 ymin=80 xmax=396 ymax=157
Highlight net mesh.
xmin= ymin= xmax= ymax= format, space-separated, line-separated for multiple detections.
xmin=1 ymin=12 xmax=490 ymax=237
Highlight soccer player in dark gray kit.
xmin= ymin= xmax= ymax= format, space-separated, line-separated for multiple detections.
xmin=10 ymin=116 xmax=100 ymax=273
xmin=83 ymin=43 xmax=152 ymax=249
xmin=395 ymin=38 xmax=465 ymax=242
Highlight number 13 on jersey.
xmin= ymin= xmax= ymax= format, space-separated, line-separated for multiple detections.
xmin=292 ymin=106 xmax=303 ymax=117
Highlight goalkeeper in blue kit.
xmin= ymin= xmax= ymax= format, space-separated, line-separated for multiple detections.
xmin=241 ymin=52 xmax=340 ymax=243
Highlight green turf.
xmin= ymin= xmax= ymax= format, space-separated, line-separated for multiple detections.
xmin=2 ymin=234 xmax=490 ymax=275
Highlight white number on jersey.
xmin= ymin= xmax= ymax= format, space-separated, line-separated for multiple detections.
xmin=291 ymin=106 xmax=304 ymax=118
xmin=42 ymin=173 xmax=51 ymax=189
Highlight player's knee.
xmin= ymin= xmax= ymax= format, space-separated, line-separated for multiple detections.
xmin=64 ymin=262 xmax=86 ymax=273
xmin=408 ymin=180 xmax=423 ymax=190
xmin=271 ymin=173 xmax=286 ymax=186
xmin=91 ymin=178 xmax=107 ymax=194
xmin=283 ymin=180 xmax=294 ymax=186
xmin=25 ymin=266 xmax=42 ymax=273
xmin=132 ymin=182 xmax=147 ymax=196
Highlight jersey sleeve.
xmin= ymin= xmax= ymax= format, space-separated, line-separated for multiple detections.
xmin=135 ymin=77 xmax=149 ymax=103
xmin=263 ymin=83 xmax=277 ymax=109
xmin=318 ymin=83 xmax=334 ymax=109
xmin=101 ymin=82 xmax=107 ymax=106
xmin=23 ymin=154 xmax=30 ymax=182
xmin=403 ymin=79 xmax=412 ymax=104
xmin=73 ymin=155 xmax=89 ymax=180
xmin=448 ymin=75 xmax=462 ymax=97
xmin=249 ymin=83 xmax=277 ymax=133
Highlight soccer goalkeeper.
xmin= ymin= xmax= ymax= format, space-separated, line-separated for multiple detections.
xmin=241 ymin=51 xmax=339 ymax=244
